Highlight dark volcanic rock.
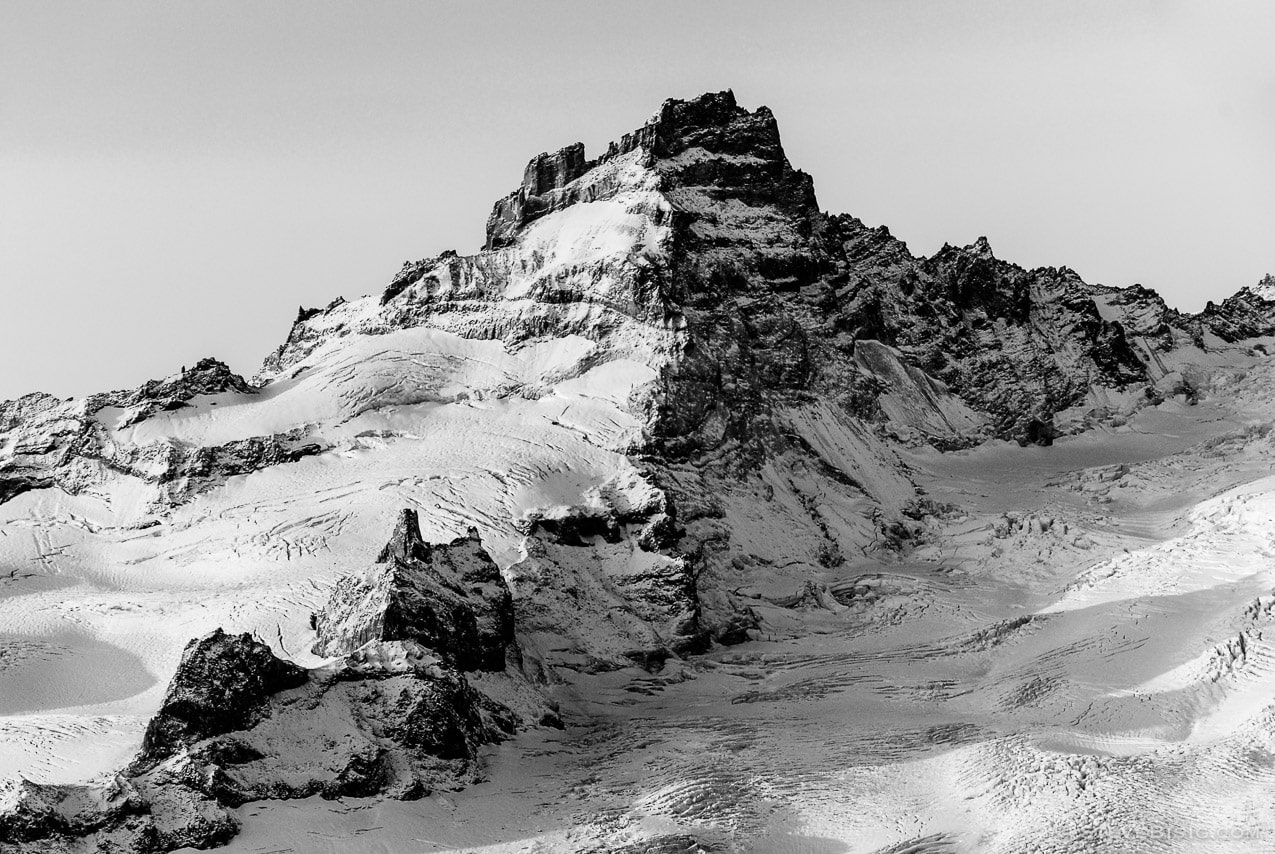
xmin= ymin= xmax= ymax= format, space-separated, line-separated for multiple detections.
xmin=184 ymin=649 xmax=514 ymax=806
xmin=0 ymin=778 xmax=142 ymax=845
xmin=157 ymin=631 xmax=519 ymax=806
xmin=1 ymin=629 xmax=524 ymax=852
xmin=523 ymin=510 xmax=625 ymax=546
xmin=312 ymin=509 xmax=515 ymax=672
xmin=86 ymin=357 xmax=257 ymax=428
xmin=0 ymin=773 xmax=237 ymax=854
xmin=486 ymin=143 xmax=591 ymax=249
xmin=372 ymin=665 xmax=495 ymax=762
xmin=158 ymin=433 xmax=324 ymax=496
xmin=827 ymin=228 xmax=1150 ymax=441
xmin=1200 ymin=276 xmax=1275 ymax=342
xmin=138 ymin=629 xmax=308 ymax=765
xmin=9 ymin=88 xmax=1275 ymax=854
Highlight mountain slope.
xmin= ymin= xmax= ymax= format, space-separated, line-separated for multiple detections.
xmin=2 ymin=90 xmax=1275 ymax=853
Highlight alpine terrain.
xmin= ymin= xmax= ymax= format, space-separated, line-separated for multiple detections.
xmin=3 ymin=91 xmax=1275 ymax=853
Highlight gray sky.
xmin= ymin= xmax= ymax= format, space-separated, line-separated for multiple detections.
xmin=3 ymin=1 xmax=1272 ymax=401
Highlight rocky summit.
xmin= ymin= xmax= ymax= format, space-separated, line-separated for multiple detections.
xmin=2 ymin=91 xmax=1275 ymax=853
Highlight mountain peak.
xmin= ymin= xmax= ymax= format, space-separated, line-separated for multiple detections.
xmin=1251 ymin=272 xmax=1275 ymax=301
xmin=377 ymin=507 xmax=428 ymax=564
xmin=484 ymin=90 xmax=804 ymax=250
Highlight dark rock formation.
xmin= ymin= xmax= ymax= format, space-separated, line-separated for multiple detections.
xmin=1200 ymin=278 xmax=1275 ymax=342
xmin=485 ymin=142 xmax=591 ymax=249
xmin=476 ymin=92 xmax=1275 ymax=453
xmin=0 ymin=363 xmax=320 ymax=510
xmin=85 ymin=357 xmax=257 ymax=428
xmin=0 ymin=772 xmax=237 ymax=854
xmin=138 ymin=629 xmax=308 ymax=766
xmin=1 ymin=629 xmax=521 ymax=852
xmin=178 ymin=646 xmax=513 ymax=806
xmin=0 ymin=777 xmax=145 ymax=846
xmin=155 ymin=433 xmax=324 ymax=498
xmin=0 ymin=527 xmax=541 ymax=852
xmin=312 ymin=509 xmax=515 ymax=672
xmin=522 ymin=509 xmax=625 ymax=546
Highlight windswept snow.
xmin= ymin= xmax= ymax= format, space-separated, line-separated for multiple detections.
xmin=164 ymin=379 xmax=1268 ymax=851
xmin=6 ymin=356 xmax=1271 ymax=852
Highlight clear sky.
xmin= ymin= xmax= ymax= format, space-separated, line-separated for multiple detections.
xmin=3 ymin=1 xmax=1272 ymax=400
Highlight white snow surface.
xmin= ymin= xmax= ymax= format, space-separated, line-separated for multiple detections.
xmin=0 ymin=179 xmax=678 ymax=792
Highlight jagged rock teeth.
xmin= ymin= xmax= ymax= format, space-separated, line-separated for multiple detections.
xmin=312 ymin=509 xmax=515 ymax=672
xmin=375 ymin=507 xmax=430 ymax=563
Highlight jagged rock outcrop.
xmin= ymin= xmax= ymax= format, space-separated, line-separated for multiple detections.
xmin=1091 ymin=282 xmax=1198 ymax=351
xmin=6 ymin=92 xmax=1272 ymax=515
xmin=253 ymin=90 xmax=1275 ymax=454
xmin=1 ymin=631 xmax=521 ymax=853
xmin=0 ymin=772 xmax=237 ymax=854
xmin=158 ymin=637 xmax=514 ymax=805
xmin=87 ymin=357 xmax=257 ymax=428
xmin=1199 ymin=278 xmax=1275 ymax=342
xmin=138 ymin=629 xmax=309 ymax=765
xmin=0 ymin=777 xmax=147 ymax=849
xmin=312 ymin=509 xmax=515 ymax=672
xmin=466 ymin=465 xmax=716 ymax=675
xmin=485 ymin=142 xmax=591 ymax=249
xmin=0 ymin=361 xmax=320 ymax=510
xmin=3 ymin=507 xmax=554 ymax=851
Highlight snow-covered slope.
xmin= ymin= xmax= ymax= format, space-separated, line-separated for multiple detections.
xmin=3 ymin=90 xmax=1275 ymax=853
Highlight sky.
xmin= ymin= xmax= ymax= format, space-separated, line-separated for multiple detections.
xmin=3 ymin=1 xmax=1273 ymax=400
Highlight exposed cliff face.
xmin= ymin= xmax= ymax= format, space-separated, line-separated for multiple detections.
xmin=139 ymin=629 xmax=309 ymax=764
xmin=4 ymin=93 xmax=1269 ymax=502
xmin=485 ymin=141 xmax=592 ymax=250
xmin=825 ymin=224 xmax=1151 ymax=442
xmin=312 ymin=508 xmax=515 ymax=672
xmin=244 ymin=91 xmax=1274 ymax=675
xmin=509 ymin=502 xmax=704 ymax=672
xmin=469 ymin=92 xmax=1179 ymax=454
xmin=1200 ymin=282 xmax=1275 ymax=342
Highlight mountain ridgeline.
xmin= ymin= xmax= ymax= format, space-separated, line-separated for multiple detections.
xmin=1 ymin=90 xmax=1273 ymax=853
xmin=337 ymin=90 xmax=1273 ymax=451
